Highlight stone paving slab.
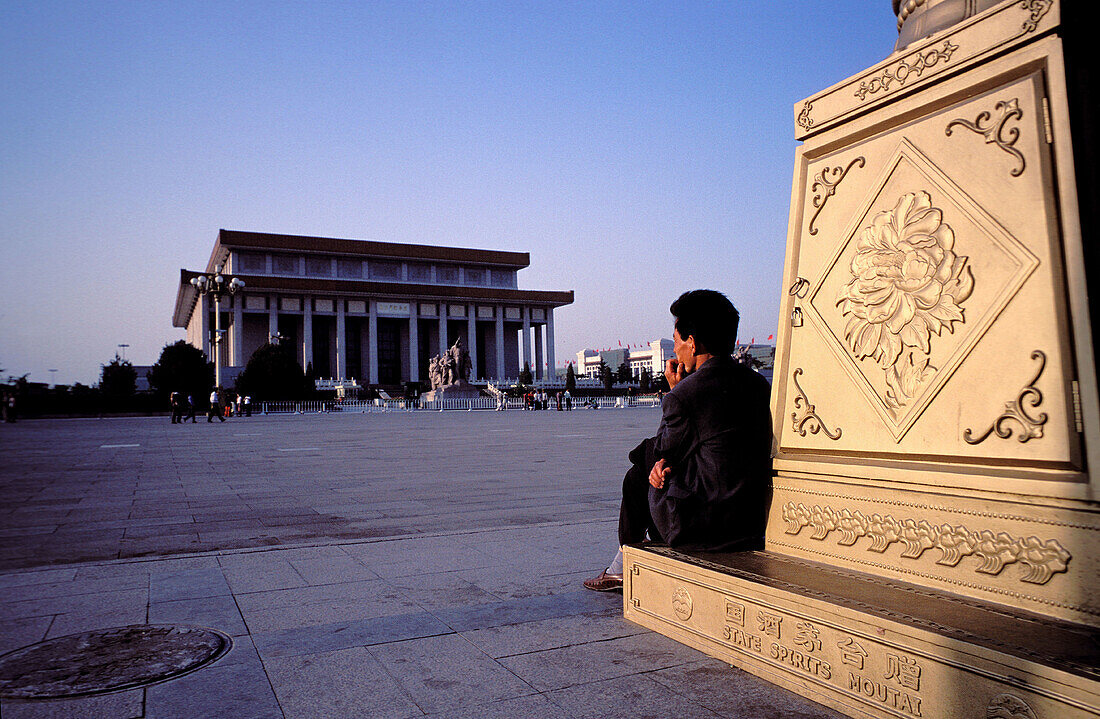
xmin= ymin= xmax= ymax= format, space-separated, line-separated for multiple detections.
xmin=0 ymin=413 xmax=845 ymax=718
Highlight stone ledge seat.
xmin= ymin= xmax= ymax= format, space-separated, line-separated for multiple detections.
xmin=623 ymin=543 xmax=1100 ymax=718
xmin=629 ymin=544 xmax=1100 ymax=681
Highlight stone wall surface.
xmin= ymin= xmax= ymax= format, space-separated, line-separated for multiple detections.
xmin=627 ymin=1 xmax=1099 ymax=717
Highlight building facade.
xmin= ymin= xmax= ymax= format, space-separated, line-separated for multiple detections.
xmin=575 ymin=340 xmax=775 ymax=382
xmin=172 ymin=230 xmax=573 ymax=386
xmin=575 ymin=339 xmax=675 ymax=380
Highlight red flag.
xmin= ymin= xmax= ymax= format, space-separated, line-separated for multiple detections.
xmin=767 ymin=334 xmax=774 ymax=340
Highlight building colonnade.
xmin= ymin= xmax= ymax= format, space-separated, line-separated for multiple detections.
xmin=195 ymin=293 xmax=557 ymax=385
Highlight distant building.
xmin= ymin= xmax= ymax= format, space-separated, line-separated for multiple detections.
xmin=173 ymin=230 xmax=574 ymax=386
xmin=575 ymin=339 xmax=674 ymax=380
xmin=574 ymin=340 xmax=775 ymax=382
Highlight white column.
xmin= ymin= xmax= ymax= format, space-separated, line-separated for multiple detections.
xmin=521 ymin=306 xmax=532 ymax=374
xmin=368 ymin=300 xmax=379 ymax=384
xmin=409 ymin=310 xmax=419 ymax=383
xmin=198 ymin=294 xmax=210 ymax=359
xmin=232 ymin=296 xmax=244 ymax=366
xmin=534 ymin=323 xmax=544 ymax=380
xmin=495 ymin=305 xmax=505 ymax=380
xmin=268 ymin=299 xmax=278 ymax=341
xmin=546 ymin=308 xmax=556 ymax=381
xmin=303 ymin=297 xmax=313 ymax=371
xmin=336 ymin=300 xmax=346 ymax=380
xmin=467 ymin=304 xmax=478 ymax=380
xmin=439 ymin=305 xmax=449 ymax=356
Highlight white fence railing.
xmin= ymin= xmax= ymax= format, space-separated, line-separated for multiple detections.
xmin=258 ymin=395 xmax=662 ymax=414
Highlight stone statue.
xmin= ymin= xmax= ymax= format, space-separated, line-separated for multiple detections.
xmin=428 ymin=356 xmax=443 ymax=390
xmin=424 ymin=338 xmax=481 ymax=399
xmin=450 ymin=339 xmax=472 ymax=383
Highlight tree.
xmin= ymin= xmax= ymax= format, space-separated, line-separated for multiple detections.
xmin=639 ymin=367 xmax=652 ymax=393
xmin=147 ymin=341 xmax=214 ymax=404
xmin=565 ymin=362 xmax=576 ymax=392
xmin=600 ymin=364 xmax=614 ymax=391
xmin=100 ymin=355 xmax=136 ymax=403
xmin=235 ymin=343 xmax=308 ymax=400
xmin=519 ymin=361 xmax=533 ymax=386
xmin=616 ymin=362 xmax=631 ymax=384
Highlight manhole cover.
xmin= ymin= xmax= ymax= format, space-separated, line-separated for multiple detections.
xmin=0 ymin=624 xmax=231 ymax=700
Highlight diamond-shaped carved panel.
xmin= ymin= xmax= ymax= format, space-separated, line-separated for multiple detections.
xmin=804 ymin=140 xmax=1039 ymax=442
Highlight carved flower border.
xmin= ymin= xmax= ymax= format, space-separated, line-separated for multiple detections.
xmin=782 ymin=502 xmax=1071 ymax=585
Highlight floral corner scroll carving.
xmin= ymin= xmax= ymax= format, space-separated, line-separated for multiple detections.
xmin=964 ymin=350 xmax=1048 ymax=444
xmin=835 ymin=191 xmax=974 ymax=411
xmin=797 ymin=101 xmax=814 ymax=131
xmin=781 ymin=502 xmax=1071 ymax=585
xmin=854 ymin=40 xmax=959 ymax=101
xmin=1019 ymin=0 xmax=1053 ymax=34
xmin=791 ymin=369 xmax=842 ymax=440
xmin=808 ymin=157 xmax=865 ymax=236
xmin=945 ymin=98 xmax=1026 ymax=177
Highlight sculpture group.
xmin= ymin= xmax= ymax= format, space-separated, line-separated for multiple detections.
xmin=428 ymin=339 xmax=473 ymax=390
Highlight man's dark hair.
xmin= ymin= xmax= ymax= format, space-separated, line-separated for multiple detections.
xmin=670 ymin=289 xmax=740 ymax=356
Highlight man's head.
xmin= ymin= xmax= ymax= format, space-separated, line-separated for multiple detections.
xmin=669 ymin=290 xmax=740 ymax=365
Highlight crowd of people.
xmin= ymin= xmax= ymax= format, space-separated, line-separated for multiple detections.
xmin=168 ymin=390 xmax=251 ymax=424
xmin=513 ymin=389 xmax=574 ymax=411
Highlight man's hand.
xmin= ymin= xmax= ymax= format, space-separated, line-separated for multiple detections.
xmin=665 ymin=358 xmax=687 ymax=389
xmin=649 ymin=458 xmax=671 ymax=489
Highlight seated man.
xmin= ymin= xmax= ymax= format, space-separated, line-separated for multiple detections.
xmin=584 ymin=289 xmax=772 ymax=591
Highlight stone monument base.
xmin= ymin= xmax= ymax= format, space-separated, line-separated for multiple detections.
xmin=624 ymin=545 xmax=1100 ymax=719
xmin=423 ymin=381 xmax=484 ymax=402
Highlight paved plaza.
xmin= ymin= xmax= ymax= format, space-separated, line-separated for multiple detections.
xmin=0 ymin=410 xmax=843 ymax=718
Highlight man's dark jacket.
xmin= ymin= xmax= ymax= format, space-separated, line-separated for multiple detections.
xmin=648 ymin=355 xmax=772 ymax=550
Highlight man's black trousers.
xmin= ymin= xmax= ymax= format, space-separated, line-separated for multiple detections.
xmin=618 ymin=437 xmax=664 ymax=547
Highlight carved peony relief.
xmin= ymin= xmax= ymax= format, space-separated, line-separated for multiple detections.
xmin=836 ymin=192 xmax=974 ymax=410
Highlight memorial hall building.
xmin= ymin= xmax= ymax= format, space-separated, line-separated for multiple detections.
xmin=172 ymin=230 xmax=573 ymax=387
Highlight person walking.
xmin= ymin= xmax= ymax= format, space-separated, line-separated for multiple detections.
xmin=170 ymin=391 xmax=181 ymax=424
xmin=207 ymin=389 xmax=225 ymax=422
xmin=564 ymin=389 xmax=572 ymax=411
xmin=184 ymin=395 xmax=197 ymax=423
xmin=244 ymin=395 xmax=252 ymax=417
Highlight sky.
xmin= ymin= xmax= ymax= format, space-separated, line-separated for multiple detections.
xmin=0 ymin=1 xmax=897 ymax=386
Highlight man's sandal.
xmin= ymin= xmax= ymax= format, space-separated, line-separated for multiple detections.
xmin=583 ymin=569 xmax=624 ymax=592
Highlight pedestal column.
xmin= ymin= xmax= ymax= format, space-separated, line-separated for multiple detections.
xmin=467 ymin=304 xmax=478 ymax=380
xmin=439 ymin=306 xmax=449 ymax=356
xmin=303 ymin=297 xmax=314 ymax=371
xmin=522 ymin=306 xmax=532 ymax=375
xmin=495 ymin=305 xmax=505 ymax=380
xmin=232 ymin=297 xmax=244 ymax=367
xmin=409 ymin=311 xmax=419 ymax=383
xmin=546 ymin=308 xmax=556 ymax=381
xmin=533 ymin=322 xmax=544 ymax=380
xmin=335 ymin=300 xmax=346 ymax=380
xmin=198 ymin=294 xmax=210 ymax=359
xmin=268 ymin=300 xmax=278 ymax=339
xmin=368 ymin=300 xmax=379 ymax=384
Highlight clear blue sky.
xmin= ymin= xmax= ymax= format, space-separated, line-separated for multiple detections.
xmin=1 ymin=1 xmax=896 ymax=385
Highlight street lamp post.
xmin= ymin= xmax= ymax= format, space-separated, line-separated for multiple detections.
xmin=190 ymin=263 xmax=244 ymax=388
